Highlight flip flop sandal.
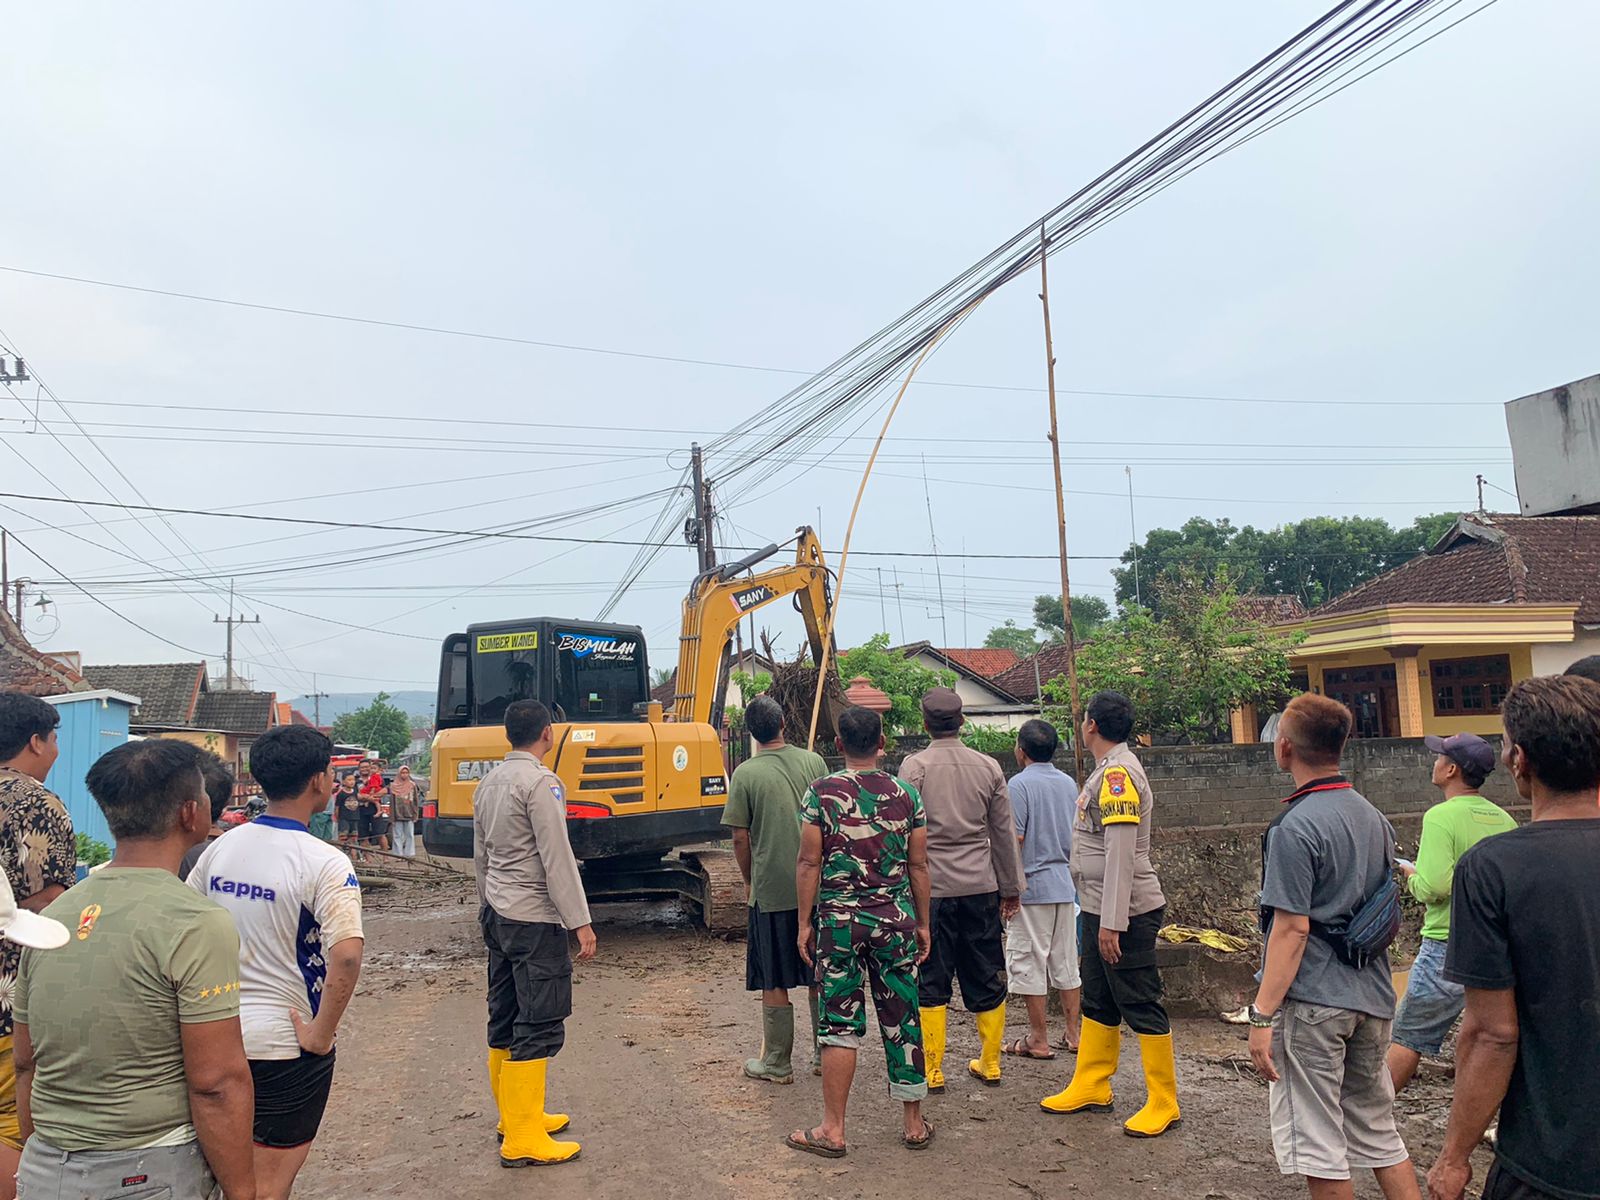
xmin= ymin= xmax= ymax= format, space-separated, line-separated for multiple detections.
xmin=1055 ymin=1036 xmax=1080 ymax=1054
xmin=786 ymin=1129 xmax=846 ymax=1159
xmin=903 ymin=1119 xmax=935 ymax=1151
xmin=1002 ymin=1039 xmax=1056 ymax=1060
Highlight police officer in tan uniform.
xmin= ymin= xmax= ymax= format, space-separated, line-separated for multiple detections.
xmin=1040 ymin=690 xmax=1180 ymax=1139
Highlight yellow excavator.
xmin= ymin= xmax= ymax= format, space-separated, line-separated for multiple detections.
xmin=421 ymin=527 xmax=832 ymax=928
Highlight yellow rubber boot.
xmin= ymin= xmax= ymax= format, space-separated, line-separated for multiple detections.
xmin=967 ymin=1003 xmax=1006 ymax=1086
xmin=1040 ymin=1017 xmax=1120 ymax=1114
xmin=491 ymin=1047 xmax=568 ymax=1137
xmin=489 ymin=1048 xmax=508 ymax=1139
xmin=920 ymin=1005 xmax=947 ymax=1093
xmin=499 ymin=1058 xmax=581 ymax=1167
xmin=1123 ymin=1033 xmax=1182 ymax=1138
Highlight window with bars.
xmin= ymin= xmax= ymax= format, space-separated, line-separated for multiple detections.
xmin=1430 ymin=655 xmax=1512 ymax=716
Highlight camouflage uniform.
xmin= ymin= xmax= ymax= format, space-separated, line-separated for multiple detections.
xmin=801 ymin=769 xmax=928 ymax=1101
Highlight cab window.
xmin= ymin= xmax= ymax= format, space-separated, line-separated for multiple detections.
xmin=551 ymin=629 xmax=646 ymax=722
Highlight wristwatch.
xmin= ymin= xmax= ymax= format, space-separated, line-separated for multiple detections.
xmin=1248 ymin=1004 xmax=1277 ymax=1028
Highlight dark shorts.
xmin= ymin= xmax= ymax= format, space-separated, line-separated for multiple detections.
xmin=368 ymin=815 xmax=390 ymax=837
xmin=1483 ymin=1159 xmax=1571 ymax=1200
xmin=250 ymin=1049 xmax=337 ymax=1149
xmin=918 ymin=891 xmax=1008 ymax=1013
xmin=745 ymin=905 xmax=810 ymax=992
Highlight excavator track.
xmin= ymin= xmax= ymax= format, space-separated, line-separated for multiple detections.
xmin=677 ymin=846 xmax=748 ymax=934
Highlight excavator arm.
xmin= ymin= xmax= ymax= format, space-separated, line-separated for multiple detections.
xmin=672 ymin=527 xmax=832 ymax=726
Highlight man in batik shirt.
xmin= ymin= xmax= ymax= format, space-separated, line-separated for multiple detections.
xmin=788 ymin=706 xmax=933 ymax=1159
xmin=0 ymin=693 xmax=77 ymax=1187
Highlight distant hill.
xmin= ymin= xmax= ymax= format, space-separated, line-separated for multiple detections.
xmin=287 ymin=691 xmax=435 ymax=727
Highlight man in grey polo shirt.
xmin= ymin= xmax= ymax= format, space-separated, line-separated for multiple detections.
xmin=1248 ymin=693 xmax=1421 ymax=1200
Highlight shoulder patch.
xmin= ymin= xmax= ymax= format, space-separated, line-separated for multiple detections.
xmin=1098 ymin=766 xmax=1142 ymax=825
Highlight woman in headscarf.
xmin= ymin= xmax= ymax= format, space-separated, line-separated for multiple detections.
xmin=388 ymin=765 xmax=422 ymax=858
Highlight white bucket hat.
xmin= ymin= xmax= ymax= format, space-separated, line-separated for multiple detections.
xmin=0 ymin=871 xmax=69 ymax=950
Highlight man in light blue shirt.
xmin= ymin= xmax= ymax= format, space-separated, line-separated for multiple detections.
xmin=1002 ymin=719 xmax=1083 ymax=1059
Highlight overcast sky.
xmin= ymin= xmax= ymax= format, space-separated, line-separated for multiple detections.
xmin=2 ymin=1 xmax=1596 ymax=704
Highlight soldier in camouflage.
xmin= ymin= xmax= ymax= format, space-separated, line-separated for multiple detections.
xmin=788 ymin=706 xmax=934 ymax=1159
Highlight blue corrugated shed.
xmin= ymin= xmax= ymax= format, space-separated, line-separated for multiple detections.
xmin=42 ymin=689 xmax=138 ymax=850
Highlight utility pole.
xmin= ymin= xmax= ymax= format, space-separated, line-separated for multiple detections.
xmin=1039 ymin=223 xmax=1085 ymax=777
xmin=686 ymin=443 xmax=717 ymax=574
xmin=892 ymin=566 xmax=907 ymax=643
xmin=308 ymin=674 xmax=331 ymax=729
xmin=921 ymin=454 xmax=950 ymax=648
xmin=1 ymin=529 xmax=8 ymax=614
xmin=1475 ymin=473 xmax=1486 ymax=515
xmin=1127 ymin=466 xmax=1142 ymax=608
xmin=213 ymin=580 xmax=260 ymax=692
xmin=876 ymin=567 xmax=889 ymax=636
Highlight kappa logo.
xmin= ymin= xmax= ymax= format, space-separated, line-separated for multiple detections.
xmin=344 ymin=873 xmax=360 ymax=888
xmin=209 ymin=876 xmax=278 ymax=902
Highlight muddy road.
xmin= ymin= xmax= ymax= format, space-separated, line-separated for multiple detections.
xmin=297 ymin=878 xmax=1487 ymax=1200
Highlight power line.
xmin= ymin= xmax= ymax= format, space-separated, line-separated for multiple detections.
xmin=0 ymin=264 xmax=1506 ymax=409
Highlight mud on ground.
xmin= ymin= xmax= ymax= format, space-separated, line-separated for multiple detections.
xmin=297 ymin=879 xmax=1488 ymax=1200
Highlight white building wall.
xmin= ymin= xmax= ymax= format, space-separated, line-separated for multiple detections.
xmin=1531 ymin=627 xmax=1600 ymax=676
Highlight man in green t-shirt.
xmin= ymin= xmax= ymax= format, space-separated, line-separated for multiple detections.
xmin=1387 ymin=732 xmax=1516 ymax=1094
xmin=14 ymin=739 xmax=256 ymax=1200
xmin=720 ymin=695 xmax=827 ymax=1085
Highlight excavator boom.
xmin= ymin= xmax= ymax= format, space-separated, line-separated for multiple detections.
xmin=671 ymin=527 xmax=831 ymax=725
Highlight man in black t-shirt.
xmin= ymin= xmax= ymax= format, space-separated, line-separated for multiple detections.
xmin=1428 ymin=675 xmax=1600 ymax=1200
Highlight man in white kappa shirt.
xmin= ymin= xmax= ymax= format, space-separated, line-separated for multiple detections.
xmin=190 ymin=725 xmax=363 ymax=1200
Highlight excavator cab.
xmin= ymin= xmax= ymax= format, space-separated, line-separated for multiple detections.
xmin=419 ymin=529 xmax=833 ymax=928
xmin=435 ymin=619 xmax=650 ymax=732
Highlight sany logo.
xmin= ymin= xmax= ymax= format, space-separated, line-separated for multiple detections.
xmin=557 ymin=632 xmax=638 ymax=662
xmin=456 ymin=760 xmax=501 ymax=782
xmin=731 ymin=586 xmax=774 ymax=613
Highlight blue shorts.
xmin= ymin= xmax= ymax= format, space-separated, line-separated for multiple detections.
xmin=1393 ymin=938 xmax=1465 ymax=1057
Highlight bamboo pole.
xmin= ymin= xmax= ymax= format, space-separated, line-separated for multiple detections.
xmin=1039 ymin=222 xmax=1085 ymax=778
xmin=806 ymin=304 xmax=981 ymax=750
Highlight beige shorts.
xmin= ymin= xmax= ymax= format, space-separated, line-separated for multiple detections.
xmin=1004 ymin=901 xmax=1081 ymax=995
xmin=1269 ymin=1000 xmax=1409 ymax=1180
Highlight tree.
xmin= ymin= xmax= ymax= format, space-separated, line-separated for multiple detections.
xmin=1111 ymin=512 xmax=1460 ymax=614
xmin=650 ymin=667 xmax=674 ymax=690
xmin=837 ymin=634 xmax=956 ymax=737
xmin=331 ymin=692 xmax=412 ymax=760
xmin=1033 ymin=594 xmax=1112 ymax=643
xmin=1047 ymin=569 xmax=1304 ymax=744
xmin=983 ymin=620 xmax=1039 ymax=656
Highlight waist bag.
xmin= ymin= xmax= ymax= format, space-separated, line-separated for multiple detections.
xmin=1310 ymin=874 xmax=1401 ymax=971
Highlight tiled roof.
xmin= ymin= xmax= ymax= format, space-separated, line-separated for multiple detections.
xmin=890 ymin=642 xmax=1024 ymax=704
xmin=0 ymin=610 xmax=87 ymax=697
xmin=1313 ymin=513 xmax=1600 ymax=623
xmin=194 ymin=690 xmax=278 ymax=735
xmin=650 ymin=673 xmax=676 ymax=705
xmin=81 ymin=662 xmax=205 ymax=726
xmin=1237 ymin=594 xmax=1309 ymax=625
xmin=937 ymin=647 xmax=1021 ymax=678
xmin=993 ymin=643 xmax=1076 ymax=704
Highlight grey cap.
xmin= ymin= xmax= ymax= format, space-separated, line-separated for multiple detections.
xmin=1423 ymin=732 xmax=1496 ymax=777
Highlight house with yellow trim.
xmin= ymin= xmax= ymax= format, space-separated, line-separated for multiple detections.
xmin=1237 ymin=512 xmax=1600 ymax=741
